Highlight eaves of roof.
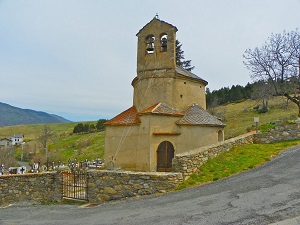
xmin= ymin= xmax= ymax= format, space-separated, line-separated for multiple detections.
xmin=136 ymin=17 xmax=178 ymax=36
xmin=139 ymin=103 xmax=184 ymax=116
xmin=104 ymin=106 xmax=141 ymax=126
xmin=176 ymin=66 xmax=208 ymax=85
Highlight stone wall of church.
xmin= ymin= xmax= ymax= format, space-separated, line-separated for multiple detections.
xmin=104 ymin=125 xmax=141 ymax=170
xmin=136 ymin=18 xmax=176 ymax=73
xmin=132 ymin=76 xmax=206 ymax=112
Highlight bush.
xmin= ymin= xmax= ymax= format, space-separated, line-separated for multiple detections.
xmin=258 ymin=106 xmax=268 ymax=114
xmin=259 ymin=123 xmax=275 ymax=133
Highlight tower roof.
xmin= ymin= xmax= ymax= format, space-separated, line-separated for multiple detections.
xmin=176 ymin=66 xmax=208 ymax=85
xmin=136 ymin=17 xmax=178 ymax=36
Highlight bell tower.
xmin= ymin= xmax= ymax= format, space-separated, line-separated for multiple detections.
xmin=132 ymin=17 xmax=179 ymax=112
xmin=104 ymin=17 xmax=223 ymax=173
xmin=136 ymin=16 xmax=178 ymax=76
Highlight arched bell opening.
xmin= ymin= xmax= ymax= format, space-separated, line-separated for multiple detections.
xmin=157 ymin=141 xmax=175 ymax=172
xmin=160 ymin=34 xmax=168 ymax=52
xmin=146 ymin=35 xmax=155 ymax=54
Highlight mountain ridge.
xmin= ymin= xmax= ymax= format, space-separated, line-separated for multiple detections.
xmin=0 ymin=102 xmax=71 ymax=126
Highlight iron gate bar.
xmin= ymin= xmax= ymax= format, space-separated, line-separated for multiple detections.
xmin=62 ymin=170 xmax=88 ymax=201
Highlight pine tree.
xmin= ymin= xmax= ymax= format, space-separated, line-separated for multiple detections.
xmin=176 ymin=40 xmax=195 ymax=72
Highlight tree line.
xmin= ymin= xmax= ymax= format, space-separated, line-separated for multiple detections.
xmin=206 ymin=79 xmax=292 ymax=113
xmin=73 ymin=119 xmax=107 ymax=134
xmin=206 ymin=83 xmax=253 ymax=107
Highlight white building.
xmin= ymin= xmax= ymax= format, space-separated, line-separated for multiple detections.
xmin=11 ymin=134 xmax=24 ymax=145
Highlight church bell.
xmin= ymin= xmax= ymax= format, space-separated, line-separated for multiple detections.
xmin=161 ymin=37 xmax=167 ymax=51
xmin=146 ymin=36 xmax=155 ymax=52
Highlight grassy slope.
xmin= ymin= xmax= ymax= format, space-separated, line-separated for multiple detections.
xmin=215 ymin=96 xmax=298 ymax=139
xmin=0 ymin=123 xmax=77 ymax=140
xmin=0 ymin=122 xmax=105 ymax=164
xmin=177 ymin=139 xmax=300 ymax=190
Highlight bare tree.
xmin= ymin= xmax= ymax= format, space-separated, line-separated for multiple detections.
xmin=207 ymin=97 xmax=220 ymax=116
xmin=36 ymin=125 xmax=54 ymax=164
xmin=251 ymin=80 xmax=275 ymax=111
xmin=243 ymin=29 xmax=300 ymax=116
xmin=0 ymin=147 xmax=16 ymax=169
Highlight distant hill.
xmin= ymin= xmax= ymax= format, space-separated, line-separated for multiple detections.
xmin=0 ymin=102 xmax=71 ymax=126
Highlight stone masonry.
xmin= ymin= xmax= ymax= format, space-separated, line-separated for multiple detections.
xmin=87 ymin=170 xmax=183 ymax=204
xmin=253 ymin=123 xmax=300 ymax=144
xmin=0 ymin=172 xmax=62 ymax=206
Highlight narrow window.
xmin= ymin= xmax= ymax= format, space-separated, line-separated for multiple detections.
xmin=146 ymin=35 xmax=155 ymax=54
xmin=161 ymin=34 xmax=167 ymax=52
xmin=218 ymin=130 xmax=224 ymax=142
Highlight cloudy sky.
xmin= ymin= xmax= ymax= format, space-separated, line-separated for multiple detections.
xmin=1 ymin=0 xmax=300 ymax=122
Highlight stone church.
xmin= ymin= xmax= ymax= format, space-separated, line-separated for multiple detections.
xmin=104 ymin=17 xmax=225 ymax=172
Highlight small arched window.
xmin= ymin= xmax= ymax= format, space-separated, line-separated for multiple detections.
xmin=218 ymin=130 xmax=224 ymax=142
xmin=161 ymin=34 xmax=168 ymax=52
xmin=146 ymin=35 xmax=155 ymax=54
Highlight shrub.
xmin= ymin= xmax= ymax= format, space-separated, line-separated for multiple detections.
xmin=259 ymin=123 xmax=275 ymax=133
xmin=258 ymin=106 xmax=268 ymax=114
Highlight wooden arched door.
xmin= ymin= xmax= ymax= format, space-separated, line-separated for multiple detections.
xmin=157 ymin=141 xmax=175 ymax=172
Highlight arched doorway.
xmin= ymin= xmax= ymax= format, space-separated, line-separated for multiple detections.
xmin=157 ymin=141 xmax=175 ymax=172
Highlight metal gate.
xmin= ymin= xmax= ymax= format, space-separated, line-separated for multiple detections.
xmin=62 ymin=170 xmax=88 ymax=201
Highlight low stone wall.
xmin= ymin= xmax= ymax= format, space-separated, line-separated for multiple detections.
xmin=0 ymin=172 xmax=62 ymax=206
xmin=253 ymin=123 xmax=300 ymax=144
xmin=0 ymin=132 xmax=266 ymax=206
xmin=172 ymin=132 xmax=254 ymax=180
xmin=0 ymin=170 xmax=183 ymax=206
xmin=87 ymin=170 xmax=183 ymax=203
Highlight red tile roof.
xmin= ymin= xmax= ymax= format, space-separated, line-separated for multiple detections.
xmin=105 ymin=103 xmax=225 ymax=128
xmin=104 ymin=106 xmax=141 ymax=126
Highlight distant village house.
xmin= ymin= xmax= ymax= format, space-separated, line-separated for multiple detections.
xmin=0 ymin=134 xmax=24 ymax=150
xmin=0 ymin=138 xmax=13 ymax=150
xmin=11 ymin=134 xmax=24 ymax=145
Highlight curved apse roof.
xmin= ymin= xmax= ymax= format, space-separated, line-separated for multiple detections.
xmin=176 ymin=104 xmax=225 ymax=127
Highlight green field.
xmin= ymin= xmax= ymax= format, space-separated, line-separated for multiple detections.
xmin=0 ymin=122 xmax=105 ymax=165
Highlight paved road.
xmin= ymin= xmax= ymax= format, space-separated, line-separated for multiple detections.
xmin=1 ymin=146 xmax=300 ymax=225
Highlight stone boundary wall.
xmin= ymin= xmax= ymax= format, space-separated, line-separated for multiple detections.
xmin=0 ymin=172 xmax=62 ymax=206
xmin=87 ymin=170 xmax=183 ymax=204
xmin=173 ymin=132 xmax=254 ymax=180
xmin=253 ymin=123 xmax=300 ymax=144
xmin=0 ymin=132 xmax=266 ymax=206
xmin=0 ymin=170 xmax=183 ymax=206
